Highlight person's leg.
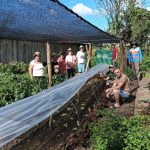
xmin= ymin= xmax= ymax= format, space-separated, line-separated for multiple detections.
xmin=112 ymin=59 xmax=115 ymax=66
xmin=112 ymin=89 xmax=120 ymax=107
xmin=71 ymin=69 xmax=75 ymax=77
xmin=67 ymin=69 xmax=71 ymax=78
xmin=78 ymin=63 xmax=82 ymax=73
xmin=132 ymin=63 xmax=137 ymax=79
xmin=81 ymin=63 xmax=85 ymax=73
xmin=134 ymin=62 xmax=140 ymax=81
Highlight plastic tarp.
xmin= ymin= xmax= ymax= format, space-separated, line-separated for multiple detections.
xmin=0 ymin=0 xmax=119 ymax=43
xmin=0 ymin=64 xmax=109 ymax=147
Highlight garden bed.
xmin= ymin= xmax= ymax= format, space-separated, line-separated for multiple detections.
xmin=0 ymin=78 xmax=140 ymax=150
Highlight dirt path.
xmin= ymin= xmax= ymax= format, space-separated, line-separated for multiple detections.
xmin=134 ymin=78 xmax=150 ymax=114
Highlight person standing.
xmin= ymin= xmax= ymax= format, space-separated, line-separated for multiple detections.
xmin=76 ymin=45 xmax=85 ymax=74
xmin=57 ymin=52 xmax=66 ymax=81
xmin=29 ymin=51 xmax=45 ymax=80
xmin=65 ymin=48 xmax=76 ymax=78
xmin=128 ymin=42 xmax=142 ymax=82
xmin=111 ymin=43 xmax=118 ymax=66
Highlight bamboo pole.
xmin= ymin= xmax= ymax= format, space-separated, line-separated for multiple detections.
xmin=120 ymin=40 xmax=125 ymax=73
xmin=46 ymin=42 xmax=52 ymax=87
xmin=85 ymin=43 xmax=91 ymax=71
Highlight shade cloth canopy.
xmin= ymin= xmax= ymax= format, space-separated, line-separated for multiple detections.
xmin=0 ymin=0 xmax=119 ymax=43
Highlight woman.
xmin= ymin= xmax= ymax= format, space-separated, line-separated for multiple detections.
xmin=65 ymin=48 xmax=76 ymax=78
xmin=57 ymin=52 xmax=66 ymax=81
xmin=29 ymin=51 xmax=45 ymax=80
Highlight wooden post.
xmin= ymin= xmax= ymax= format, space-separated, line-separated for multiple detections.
xmin=46 ymin=42 xmax=52 ymax=87
xmin=120 ymin=40 xmax=125 ymax=73
xmin=85 ymin=43 xmax=91 ymax=71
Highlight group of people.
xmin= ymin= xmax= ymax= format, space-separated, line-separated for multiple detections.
xmin=104 ymin=41 xmax=143 ymax=108
xmin=29 ymin=45 xmax=86 ymax=81
xmin=28 ymin=42 xmax=142 ymax=108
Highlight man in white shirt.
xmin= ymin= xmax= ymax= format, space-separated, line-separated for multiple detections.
xmin=76 ymin=45 xmax=85 ymax=73
xmin=65 ymin=48 xmax=76 ymax=78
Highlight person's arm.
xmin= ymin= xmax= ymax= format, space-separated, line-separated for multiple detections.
xmin=29 ymin=64 xmax=34 ymax=80
xmin=128 ymin=49 xmax=131 ymax=64
xmin=116 ymin=49 xmax=118 ymax=60
xmin=139 ymin=48 xmax=143 ymax=64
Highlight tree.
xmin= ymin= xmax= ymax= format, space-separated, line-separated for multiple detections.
xmin=96 ymin=0 xmax=150 ymax=48
xmin=96 ymin=0 xmax=127 ymax=36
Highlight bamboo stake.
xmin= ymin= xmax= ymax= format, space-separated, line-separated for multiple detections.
xmin=85 ymin=43 xmax=91 ymax=71
xmin=120 ymin=40 xmax=126 ymax=73
xmin=46 ymin=42 xmax=52 ymax=87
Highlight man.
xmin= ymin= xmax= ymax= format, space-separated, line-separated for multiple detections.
xmin=128 ymin=41 xmax=142 ymax=82
xmin=103 ymin=65 xmax=115 ymax=87
xmin=112 ymin=43 xmax=118 ymax=66
xmin=106 ymin=68 xmax=130 ymax=108
xmin=65 ymin=48 xmax=76 ymax=78
xmin=76 ymin=45 xmax=85 ymax=74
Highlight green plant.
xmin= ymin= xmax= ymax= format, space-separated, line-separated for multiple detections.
xmin=140 ymin=55 xmax=150 ymax=72
xmin=51 ymin=73 xmax=62 ymax=86
xmin=124 ymin=66 xmax=134 ymax=80
xmin=0 ymin=62 xmax=28 ymax=74
xmin=90 ymin=109 xmax=150 ymax=150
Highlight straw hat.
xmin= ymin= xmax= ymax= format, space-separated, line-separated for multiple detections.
xmin=67 ymin=48 xmax=72 ymax=51
xmin=33 ymin=51 xmax=41 ymax=57
xmin=79 ymin=45 xmax=84 ymax=49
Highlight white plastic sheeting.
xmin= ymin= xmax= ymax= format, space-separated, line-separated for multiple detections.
xmin=0 ymin=64 xmax=109 ymax=147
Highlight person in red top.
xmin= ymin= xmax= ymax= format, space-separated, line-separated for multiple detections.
xmin=57 ymin=52 xmax=66 ymax=81
xmin=112 ymin=43 xmax=118 ymax=66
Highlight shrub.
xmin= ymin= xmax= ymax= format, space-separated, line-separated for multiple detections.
xmin=124 ymin=66 xmax=134 ymax=80
xmin=0 ymin=62 xmax=28 ymax=74
xmin=90 ymin=109 xmax=150 ymax=150
xmin=0 ymin=73 xmax=48 ymax=107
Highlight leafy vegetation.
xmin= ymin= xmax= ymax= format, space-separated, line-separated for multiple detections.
xmin=0 ymin=62 xmax=63 ymax=107
xmin=0 ymin=73 xmax=48 ymax=107
xmin=124 ymin=66 xmax=134 ymax=80
xmin=90 ymin=109 xmax=150 ymax=150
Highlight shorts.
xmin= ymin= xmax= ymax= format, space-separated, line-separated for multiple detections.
xmin=77 ymin=63 xmax=85 ymax=73
xmin=119 ymin=90 xmax=129 ymax=98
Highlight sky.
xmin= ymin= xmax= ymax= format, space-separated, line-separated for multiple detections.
xmin=59 ymin=0 xmax=150 ymax=31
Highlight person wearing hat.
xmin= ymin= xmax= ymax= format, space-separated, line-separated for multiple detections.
xmin=65 ymin=48 xmax=77 ymax=78
xmin=128 ymin=41 xmax=142 ymax=83
xmin=111 ymin=43 xmax=118 ymax=66
xmin=103 ymin=65 xmax=115 ymax=87
xmin=76 ymin=45 xmax=86 ymax=74
xmin=29 ymin=51 xmax=45 ymax=80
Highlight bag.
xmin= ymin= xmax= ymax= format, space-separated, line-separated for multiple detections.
xmin=68 ymin=62 xmax=76 ymax=69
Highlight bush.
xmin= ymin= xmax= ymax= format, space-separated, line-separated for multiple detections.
xmin=90 ymin=109 xmax=150 ymax=150
xmin=0 ymin=62 xmax=28 ymax=74
xmin=140 ymin=55 xmax=150 ymax=72
xmin=0 ymin=73 xmax=48 ymax=107
xmin=124 ymin=66 xmax=134 ymax=80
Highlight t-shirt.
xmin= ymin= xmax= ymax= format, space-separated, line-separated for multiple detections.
xmin=30 ymin=60 xmax=44 ymax=77
xmin=112 ymin=48 xmax=118 ymax=60
xmin=57 ymin=57 xmax=66 ymax=75
xmin=115 ymin=74 xmax=130 ymax=93
xmin=65 ymin=55 xmax=76 ymax=69
xmin=76 ymin=51 xmax=85 ymax=64
xmin=106 ymin=71 xmax=115 ymax=80
xmin=128 ymin=47 xmax=142 ymax=63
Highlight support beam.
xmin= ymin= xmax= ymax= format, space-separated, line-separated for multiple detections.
xmin=85 ymin=43 xmax=91 ymax=71
xmin=120 ymin=40 xmax=125 ymax=72
xmin=46 ymin=42 xmax=52 ymax=86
